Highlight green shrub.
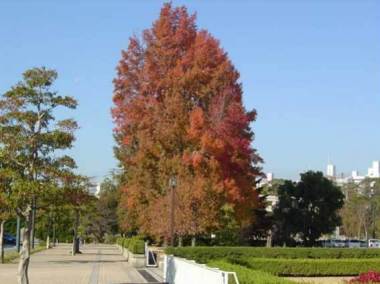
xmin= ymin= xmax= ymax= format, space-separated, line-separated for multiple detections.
xmin=116 ymin=236 xmax=145 ymax=254
xmin=233 ymin=257 xmax=380 ymax=276
xmin=104 ymin=234 xmax=117 ymax=244
xmin=165 ymin=247 xmax=380 ymax=263
xmin=116 ymin=237 xmax=124 ymax=246
xmin=208 ymin=260 xmax=296 ymax=284
xmin=128 ymin=236 xmax=145 ymax=254
xmin=123 ymin=238 xmax=131 ymax=249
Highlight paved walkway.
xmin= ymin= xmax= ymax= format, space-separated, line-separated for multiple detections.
xmin=0 ymin=244 xmax=163 ymax=284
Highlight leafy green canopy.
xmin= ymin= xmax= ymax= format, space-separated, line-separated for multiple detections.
xmin=273 ymin=171 xmax=345 ymax=246
xmin=0 ymin=67 xmax=78 ymax=215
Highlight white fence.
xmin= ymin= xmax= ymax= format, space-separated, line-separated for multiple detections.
xmin=164 ymin=255 xmax=239 ymax=284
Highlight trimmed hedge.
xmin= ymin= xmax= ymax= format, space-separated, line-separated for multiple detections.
xmin=208 ymin=260 xmax=296 ymax=284
xmin=116 ymin=236 xmax=145 ymax=254
xmin=165 ymin=247 xmax=380 ymax=263
xmin=233 ymin=257 xmax=380 ymax=276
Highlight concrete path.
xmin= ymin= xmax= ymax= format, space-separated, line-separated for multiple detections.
xmin=0 ymin=243 xmax=163 ymax=284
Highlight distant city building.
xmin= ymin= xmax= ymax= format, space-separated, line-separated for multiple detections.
xmin=266 ymin=172 xmax=273 ymax=182
xmin=326 ymin=163 xmax=336 ymax=178
xmin=257 ymin=172 xmax=274 ymax=187
xmin=368 ymin=161 xmax=380 ymax=178
xmin=89 ymin=182 xmax=102 ymax=197
xmin=325 ymin=160 xmax=380 ymax=185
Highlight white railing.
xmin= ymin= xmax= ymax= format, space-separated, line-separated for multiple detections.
xmin=164 ymin=255 xmax=239 ymax=284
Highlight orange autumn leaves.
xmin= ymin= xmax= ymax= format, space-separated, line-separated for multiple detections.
xmin=112 ymin=3 xmax=262 ymax=240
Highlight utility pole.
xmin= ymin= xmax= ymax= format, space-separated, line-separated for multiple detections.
xmin=169 ymin=176 xmax=177 ymax=247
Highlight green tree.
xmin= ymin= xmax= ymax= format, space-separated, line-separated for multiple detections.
xmin=63 ymin=174 xmax=92 ymax=255
xmin=0 ymin=192 xmax=12 ymax=263
xmin=360 ymin=178 xmax=380 ymax=239
xmin=83 ymin=175 xmax=120 ymax=242
xmin=0 ymin=153 xmax=13 ymax=263
xmin=273 ymin=171 xmax=345 ymax=246
xmin=340 ymin=182 xmax=370 ymax=239
xmin=0 ymin=67 xmax=77 ymax=283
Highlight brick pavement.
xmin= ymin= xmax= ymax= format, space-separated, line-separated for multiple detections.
xmin=0 ymin=243 xmax=162 ymax=284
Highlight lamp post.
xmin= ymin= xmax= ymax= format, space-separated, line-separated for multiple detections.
xmin=169 ymin=176 xmax=177 ymax=247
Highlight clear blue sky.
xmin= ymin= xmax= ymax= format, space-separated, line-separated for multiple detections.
xmin=1 ymin=0 xmax=379 ymax=181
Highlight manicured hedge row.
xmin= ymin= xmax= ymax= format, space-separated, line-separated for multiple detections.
xmin=116 ymin=237 xmax=145 ymax=254
xmin=233 ymin=257 xmax=380 ymax=276
xmin=208 ymin=260 xmax=296 ymax=284
xmin=165 ymin=247 xmax=380 ymax=263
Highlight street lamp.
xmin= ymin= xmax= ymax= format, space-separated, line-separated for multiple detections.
xmin=169 ymin=176 xmax=177 ymax=247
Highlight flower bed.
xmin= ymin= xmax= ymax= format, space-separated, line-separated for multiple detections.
xmin=349 ymin=271 xmax=380 ymax=283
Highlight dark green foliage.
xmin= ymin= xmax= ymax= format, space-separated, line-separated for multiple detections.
xmin=232 ymin=257 xmax=380 ymax=276
xmin=208 ymin=260 xmax=296 ymax=284
xmin=165 ymin=247 xmax=380 ymax=263
xmin=273 ymin=171 xmax=345 ymax=246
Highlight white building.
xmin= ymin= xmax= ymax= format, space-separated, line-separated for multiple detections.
xmin=89 ymin=182 xmax=102 ymax=197
xmin=325 ymin=160 xmax=380 ymax=185
xmin=368 ymin=161 xmax=380 ymax=178
xmin=257 ymin=172 xmax=274 ymax=187
xmin=326 ymin=163 xmax=336 ymax=178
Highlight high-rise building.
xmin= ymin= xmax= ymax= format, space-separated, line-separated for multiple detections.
xmin=368 ymin=161 xmax=380 ymax=178
xmin=266 ymin=172 xmax=273 ymax=182
xmin=326 ymin=163 xmax=336 ymax=178
xmin=326 ymin=160 xmax=380 ymax=185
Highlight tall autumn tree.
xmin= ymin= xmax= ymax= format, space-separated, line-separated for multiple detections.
xmin=113 ymin=3 xmax=262 ymax=243
xmin=0 ymin=67 xmax=77 ymax=284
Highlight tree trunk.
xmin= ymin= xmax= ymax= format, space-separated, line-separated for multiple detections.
xmin=266 ymin=229 xmax=272 ymax=248
xmin=191 ymin=237 xmax=196 ymax=247
xmin=46 ymin=236 xmax=50 ymax=249
xmin=17 ymin=210 xmax=32 ymax=284
xmin=16 ymin=216 xmax=21 ymax=253
xmin=0 ymin=220 xmax=5 ymax=264
xmin=46 ymin=211 xmax=51 ymax=249
xmin=178 ymin=236 xmax=183 ymax=247
xmin=52 ymin=222 xmax=56 ymax=247
xmin=30 ymin=198 xmax=36 ymax=250
xmin=72 ymin=209 xmax=80 ymax=255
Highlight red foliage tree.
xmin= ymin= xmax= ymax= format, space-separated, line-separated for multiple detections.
xmin=112 ymin=3 xmax=262 ymax=242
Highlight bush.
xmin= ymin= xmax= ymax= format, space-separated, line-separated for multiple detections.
xmin=116 ymin=237 xmax=124 ymax=246
xmin=208 ymin=260 xmax=295 ymax=284
xmin=104 ymin=234 xmax=117 ymax=244
xmin=233 ymin=257 xmax=380 ymax=276
xmin=128 ymin=236 xmax=145 ymax=254
xmin=165 ymin=247 xmax=380 ymax=263
xmin=116 ymin=236 xmax=145 ymax=254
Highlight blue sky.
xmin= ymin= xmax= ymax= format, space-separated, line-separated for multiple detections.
xmin=1 ymin=0 xmax=379 ymax=181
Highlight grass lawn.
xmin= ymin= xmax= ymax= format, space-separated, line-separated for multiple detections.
xmin=166 ymin=246 xmax=380 ymax=284
xmin=3 ymin=246 xmax=46 ymax=264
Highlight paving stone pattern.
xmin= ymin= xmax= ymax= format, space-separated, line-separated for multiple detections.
xmin=0 ymin=244 xmax=163 ymax=284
